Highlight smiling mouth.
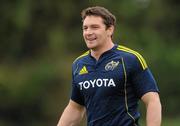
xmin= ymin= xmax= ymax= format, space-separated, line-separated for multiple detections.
xmin=86 ymin=37 xmax=97 ymax=41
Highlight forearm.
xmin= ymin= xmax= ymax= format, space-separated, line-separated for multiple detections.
xmin=146 ymin=99 xmax=162 ymax=126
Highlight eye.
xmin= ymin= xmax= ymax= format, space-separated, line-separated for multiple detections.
xmin=82 ymin=26 xmax=88 ymax=30
xmin=91 ymin=25 xmax=99 ymax=29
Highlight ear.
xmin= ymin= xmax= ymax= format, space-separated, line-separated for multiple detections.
xmin=107 ymin=25 xmax=114 ymax=36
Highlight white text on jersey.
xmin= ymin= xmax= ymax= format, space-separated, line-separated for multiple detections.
xmin=78 ymin=78 xmax=116 ymax=90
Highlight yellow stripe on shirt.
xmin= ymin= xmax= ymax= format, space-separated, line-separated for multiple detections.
xmin=117 ymin=45 xmax=147 ymax=70
xmin=73 ymin=51 xmax=90 ymax=63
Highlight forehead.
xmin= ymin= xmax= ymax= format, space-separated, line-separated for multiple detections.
xmin=83 ymin=16 xmax=104 ymax=26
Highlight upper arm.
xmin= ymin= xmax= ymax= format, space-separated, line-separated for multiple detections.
xmin=68 ymin=100 xmax=86 ymax=114
xmin=141 ymin=92 xmax=161 ymax=105
xmin=61 ymin=100 xmax=86 ymax=122
xmin=57 ymin=100 xmax=85 ymax=126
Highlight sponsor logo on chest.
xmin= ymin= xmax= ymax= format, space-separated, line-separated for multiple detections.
xmin=78 ymin=78 xmax=116 ymax=90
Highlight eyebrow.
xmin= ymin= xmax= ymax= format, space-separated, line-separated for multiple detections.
xmin=83 ymin=24 xmax=100 ymax=27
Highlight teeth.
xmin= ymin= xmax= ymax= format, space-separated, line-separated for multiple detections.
xmin=87 ymin=37 xmax=96 ymax=41
xmin=88 ymin=38 xmax=96 ymax=41
xmin=86 ymin=34 xmax=96 ymax=41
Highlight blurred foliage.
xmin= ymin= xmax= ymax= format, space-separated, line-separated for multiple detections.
xmin=0 ymin=0 xmax=180 ymax=126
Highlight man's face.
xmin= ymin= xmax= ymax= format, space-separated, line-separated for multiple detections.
xmin=82 ymin=15 xmax=113 ymax=50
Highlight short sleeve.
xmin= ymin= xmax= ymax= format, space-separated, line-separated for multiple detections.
xmin=71 ymin=82 xmax=85 ymax=106
xmin=129 ymin=54 xmax=159 ymax=98
xmin=132 ymin=68 xmax=159 ymax=98
xmin=70 ymin=65 xmax=85 ymax=106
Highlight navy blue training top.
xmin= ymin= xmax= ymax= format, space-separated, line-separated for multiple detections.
xmin=71 ymin=44 xmax=159 ymax=126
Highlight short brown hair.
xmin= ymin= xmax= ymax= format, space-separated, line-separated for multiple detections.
xmin=81 ymin=6 xmax=116 ymax=29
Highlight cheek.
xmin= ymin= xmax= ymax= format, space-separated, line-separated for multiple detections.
xmin=96 ymin=30 xmax=105 ymax=37
xmin=100 ymin=32 xmax=108 ymax=39
xmin=83 ymin=32 xmax=86 ymax=39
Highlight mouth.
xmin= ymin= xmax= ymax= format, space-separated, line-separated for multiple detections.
xmin=86 ymin=36 xmax=97 ymax=42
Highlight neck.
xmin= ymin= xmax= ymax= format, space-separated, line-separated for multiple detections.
xmin=91 ymin=41 xmax=114 ymax=60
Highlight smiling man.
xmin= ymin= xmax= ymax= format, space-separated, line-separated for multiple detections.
xmin=57 ymin=6 xmax=162 ymax=126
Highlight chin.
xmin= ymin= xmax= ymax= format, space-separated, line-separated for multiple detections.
xmin=86 ymin=44 xmax=97 ymax=49
xmin=85 ymin=43 xmax=95 ymax=49
xmin=87 ymin=46 xmax=94 ymax=49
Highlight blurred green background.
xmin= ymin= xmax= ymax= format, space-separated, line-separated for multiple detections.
xmin=0 ymin=0 xmax=180 ymax=126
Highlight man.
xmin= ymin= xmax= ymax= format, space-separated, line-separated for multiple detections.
xmin=57 ymin=6 xmax=161 ymax=126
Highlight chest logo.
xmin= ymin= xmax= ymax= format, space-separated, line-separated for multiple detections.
xmin=78 ymin=78 xmax=116 ymax=90
xmin=79 ymin=66 xmax=88 ymax=75
xmin=105 ymin=61 xmax=119 ymax=71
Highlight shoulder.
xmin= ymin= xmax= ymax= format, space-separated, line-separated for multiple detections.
xmin=115 ymin=45 xmax=148 ymax=70
xmin=73 ymin=50 xmax=90 ymax=64
xmin=72 ymin=50 xmax=90 ymax=72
